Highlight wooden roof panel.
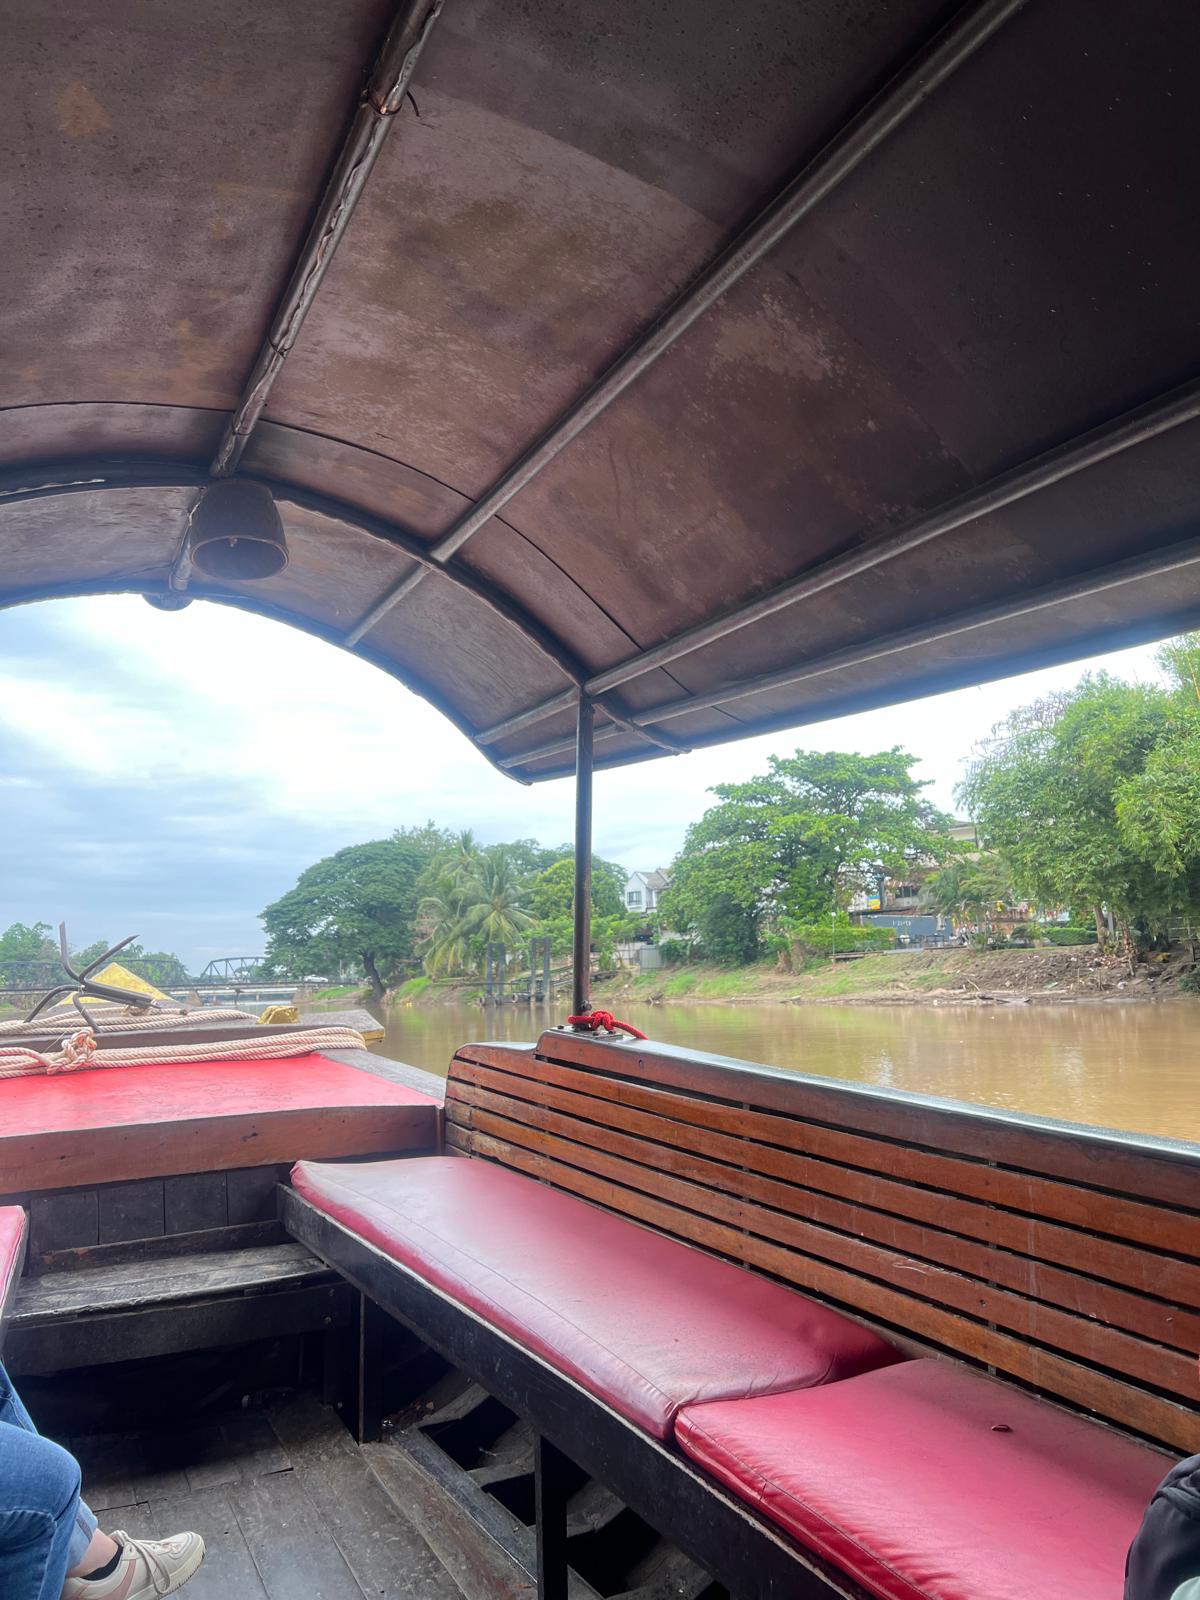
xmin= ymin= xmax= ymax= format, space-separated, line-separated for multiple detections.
xmin=0 ymin=0 xmax=393 ymax=412
xmin=0 ymin=0 xmax=1197 ymax=780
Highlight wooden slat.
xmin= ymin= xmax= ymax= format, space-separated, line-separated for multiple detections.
xmin=454 ymin=1122 xmax=1200 ymax=1454
xmin=454 ymin=1099 xmax=1198 ymax=1399
xmin=446 ymin=1043 xmax=1200 ymax=1447
xmin=10 ymin=1242 xmax=331 ymax=1325
xmin=1 ymin=1108 xmax=433 ymax=1194
xmin=448 ymin=1059 xmax=1200 ymax=1308
xmin=532 ymin=1033 xmax=1200 ymax=1210
xmin=447 ymin=1076 xmax=1200 ymax=1354
xmin=454 ymin=1047 xmax=1199 ymax=1256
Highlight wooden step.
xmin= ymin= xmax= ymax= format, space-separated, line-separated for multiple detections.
xmin=5 ymin=1242 xmax=350 ymax=1375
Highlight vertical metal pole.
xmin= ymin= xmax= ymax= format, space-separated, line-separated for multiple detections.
xmin=534 ymin=1435 xmax=571 ymax=1600
xmin=571 ymin=696 xmax=594 ymax=1019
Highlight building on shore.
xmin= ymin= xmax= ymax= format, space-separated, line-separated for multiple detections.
xmin=623 ymin=869 xmax=671 ymax=916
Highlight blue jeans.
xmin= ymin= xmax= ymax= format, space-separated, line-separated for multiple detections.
xmin=0 ymin=1362 xmax=97 ymax=1600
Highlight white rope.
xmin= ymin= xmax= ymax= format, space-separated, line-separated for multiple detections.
xmin=0 ymin=1026 xmax=367 ymax=1080
xmin=0 ymin=1007 xmax=258 ymax=1035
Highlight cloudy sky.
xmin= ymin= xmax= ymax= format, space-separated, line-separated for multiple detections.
xmin=0 ymin=596 xmax=1170 ymax=971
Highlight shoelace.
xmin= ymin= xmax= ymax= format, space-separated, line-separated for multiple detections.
xmin=108 ymin=1532 xmax=180 ymax=1595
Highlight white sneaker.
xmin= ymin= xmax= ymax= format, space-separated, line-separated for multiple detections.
xmin=62 ymin=1530 xmax=205 ymax=1600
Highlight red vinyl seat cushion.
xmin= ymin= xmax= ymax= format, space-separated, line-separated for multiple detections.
xmin=0 ymin=1205 xmax=26 ymax=1318
xmin=676 ymin=1358 xmax=1171 ymax=1600
xmin=291 ymin=1155 xmax=900 ymax=1439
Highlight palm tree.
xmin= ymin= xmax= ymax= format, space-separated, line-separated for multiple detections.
xmin=418 ymin=842 xmax=532 ymax=973
xmin=920 ymin=854 xmax=1015 ymax=935
xmin=453 ymin=847 xmax=534 ymax=951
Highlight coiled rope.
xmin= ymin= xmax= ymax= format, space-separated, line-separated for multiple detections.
xmin=565 ymin=1009 xmax=648 ymax=1040
xmin=0 ymin=1025 xmax=368 ymax=1080
xmin=0 ymin=1007 xmax=258 ymax=1035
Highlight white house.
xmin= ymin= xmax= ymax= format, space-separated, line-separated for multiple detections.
xmin=624 ymin=869 xmax=671 ymax=915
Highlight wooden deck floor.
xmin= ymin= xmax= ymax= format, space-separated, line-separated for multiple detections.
xmin=70 ymin=1396 xmax=526 ymax=1600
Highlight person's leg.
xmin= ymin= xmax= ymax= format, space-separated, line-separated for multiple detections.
xmin=0 ymin=1362 xmax=105 ymax=1576
xmin=0 ymin=1414 xmax=86 ymax=1600
xmin=0 ymin=1363 xmax=205 ymax=1600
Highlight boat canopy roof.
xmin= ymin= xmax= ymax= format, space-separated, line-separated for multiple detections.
xmin=3 ymin=0 xmax=1199 ymax=781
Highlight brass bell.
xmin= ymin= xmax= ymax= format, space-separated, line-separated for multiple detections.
xmin=186 ymin=479 xmax=288 ymax=580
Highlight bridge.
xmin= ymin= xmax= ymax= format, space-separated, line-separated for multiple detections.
xmin=0 ymin=954 xmax=316 ymax=1008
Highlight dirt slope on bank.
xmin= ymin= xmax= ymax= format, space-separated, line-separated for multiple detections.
xmin=599 ymin=946 xmax=1198 ymax=1007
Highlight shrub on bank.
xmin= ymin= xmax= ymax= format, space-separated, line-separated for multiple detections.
xmin=786 ymin=919 xmax=897 ymax=958
xmin=1042 ymin=925 xmax=1098 ymax=946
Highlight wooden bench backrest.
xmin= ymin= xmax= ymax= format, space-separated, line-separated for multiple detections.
xmin=446 ymin=1031 xmax=1200 ymax=1454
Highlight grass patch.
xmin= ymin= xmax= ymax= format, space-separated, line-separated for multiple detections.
xmin=311 ymin=984 xmax=360 ymax=1000
xmin=393 ymin=976 xmax=433 ymax=1000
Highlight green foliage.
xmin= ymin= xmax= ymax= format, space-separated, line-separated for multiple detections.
xmin=696 ymin=893 xmax=761 ymax=965
xmin=412 ymin=835 xmax=631 ymax=976
xmin=661 ymin=747 xmax=953 ymax=957
xmin=0 ymin=925 xmax=189 ymax=991
xmin=919 ymin=854 xmax=1016 ymax=930
xmin=0 ymin=921 xmax=54 ymax=960
xmin=73 ymin=940 xmax=190 ymax=986
xmin=0 ymin=921 xmax=57 ymax=987
xmin=262 ymin=819 xmax=633 ymax=992
xmin=786 ymin=916 xmax=895 ymax=957
xmin=1042 ymin=925 xmax=1098 ymax=946
xmin=525 ymin=855 xmax=626 ymax=921
xmin=959 ymin=668 xmax=1200 ymax=943
xmin=262 ymin=831 xmax=434 ymax=998
xmin=393 ymin=975 xmax=433 ymax=999
xmin=418 ymin=838 xmax=533 ymax=974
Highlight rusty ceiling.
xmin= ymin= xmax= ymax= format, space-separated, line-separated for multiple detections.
xmin=2 ymin=0 xmax=1198 ymax=780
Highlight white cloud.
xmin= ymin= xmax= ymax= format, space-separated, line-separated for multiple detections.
xmin=0 ymin=593 xmax=1171 ymax=963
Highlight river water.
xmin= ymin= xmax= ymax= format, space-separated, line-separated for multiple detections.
xmin=370 ymin=998 xmax=1200 ymax=1142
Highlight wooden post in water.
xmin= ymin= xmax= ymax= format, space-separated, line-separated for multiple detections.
xmin=571 ymin=696 xmax=594 ymax=1020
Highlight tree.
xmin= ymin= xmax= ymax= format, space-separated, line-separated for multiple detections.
xmin=696 ymin=893 xmax=761 ymax=965
xmin=72 ymin=939 xmax=190 ymax=986
xmin=418 ymin=843 xmax=538 ymax=974
xmin=526 ymin=856 xmax=626 ymax=921
xmin=446 ymin=846 xmax=534 ymax=951
xmin=0 ymin=922 xmax=57 ymax=987
xmin=959 ymin=673 xmax=1196 ymax=945
xmin=661 ymin=748 xmax=953 ymax=958
xmin=261 ymin=837 xmax=428 ymax=1000
xmin=919 ymin=855 xmax=1016 ymax=935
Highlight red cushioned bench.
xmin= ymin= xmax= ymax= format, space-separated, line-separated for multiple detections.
xmin=0 ymin=1205 xmax=27 ymax=1352
xmin=291 ymin=1156 xmax=899 ymax=1439
xmin=677 ymin=1359 xmax=1169 ymax=1600
xmin=281 ymin=1032 xmax=1194 ymax=1600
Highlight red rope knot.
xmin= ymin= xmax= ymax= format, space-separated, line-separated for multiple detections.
xmin=566 ymin=1010 xmax=648 ymax=1041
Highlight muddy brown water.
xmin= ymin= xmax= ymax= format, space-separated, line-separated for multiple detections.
xmin=369 ymin=998 xmax=1200 ymax=1142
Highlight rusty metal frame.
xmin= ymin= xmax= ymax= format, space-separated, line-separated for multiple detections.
xmin=497 ymin=534 xmax=1200 ymax=770
xmin=0 ymin=456 xmax=686 ymax=764
xmin=168 ymin=0 xmax=445 ymax=592
xmin=341 ymin=0 xmax=1030 ymax=647
xmin=478 ymin=373 xmax=1200 ymax=750
xmin=212 ymin=0 xmax=444 ymax=481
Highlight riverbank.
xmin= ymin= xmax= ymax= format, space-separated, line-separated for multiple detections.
xmin=314 ymin=943 xmax=1200 ymax=1013
xmin=599 ymin=945 xmax=1198 ymax=1006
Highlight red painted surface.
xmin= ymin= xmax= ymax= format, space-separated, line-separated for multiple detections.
xmin=0 ymin=1056 xmax=441 ymax=1194
xmin=0 ymin=1205 xmax=27 ymax=1319
xmin=0 ymin=1055 xmax=432 ymax=1136
xmin=292 ymin=1156 xmax=900 ymax=1439
xmin=676 ymin=1359 xmax=1169 ymax=1600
